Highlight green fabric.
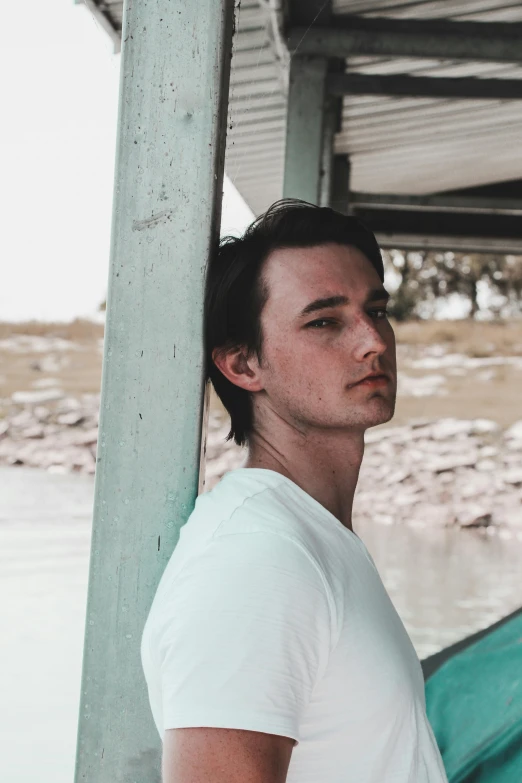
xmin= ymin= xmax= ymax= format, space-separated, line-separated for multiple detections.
xmin=425 ymin=612 xmax=522 ymax=782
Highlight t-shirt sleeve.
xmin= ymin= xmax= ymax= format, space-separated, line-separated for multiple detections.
xmin=153 ymin=529 xmax=334 ymax=744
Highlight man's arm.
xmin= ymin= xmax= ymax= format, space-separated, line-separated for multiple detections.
xmin=163 ymin=726 xmax=295 ymax=783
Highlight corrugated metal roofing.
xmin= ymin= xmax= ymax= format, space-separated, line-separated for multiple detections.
xmin=80 ymin=0 xmax=522 ymax=218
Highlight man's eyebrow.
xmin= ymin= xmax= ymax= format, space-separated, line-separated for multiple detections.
xmin=298 ymin=295 xmax=349 ymax=318
xmin=297 ymin=288 xmax=389 ymax=318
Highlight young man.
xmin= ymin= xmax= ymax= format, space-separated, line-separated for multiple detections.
xmin=141 ymin=200 xmax=448 ymax=783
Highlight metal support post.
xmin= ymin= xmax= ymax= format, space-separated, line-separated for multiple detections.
xmin=319 ymin=95 xmax=337 ymax=208
xmin=283 ymin=56 xmax=328 ymax=204
xmin=331 ymin=154 xmax=351 ymax=214
xmin=74 ymin=1 xmax=235 ymax=781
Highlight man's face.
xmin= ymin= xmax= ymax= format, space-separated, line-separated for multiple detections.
xmin=254 ymin=243 xmax=397 ymax=433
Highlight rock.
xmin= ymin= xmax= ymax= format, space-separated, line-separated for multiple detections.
xmin=11 ymin=388 xmax=64 ymax=405
xmin=364 ymin=426 xmax=410 ymax=444
xmin=10 ymin=409 xmax=36 ymax=429
xmin=1 ymin=385 xmax=521 ymax=533
xmin=430 ymin=453 xmax=478 ymax=473
xmin=411 ymin=353 xmax=466 ymax=370
xmin=470 ymin=419 xmax=499 ymax=435
xmin=456 ymin=507 xmax=493 ymax=528
xmin=69 ymin=428 xmax=98 ymax=447
xmin=476 ymin=459 xmax=496 ymax=472
xmin=430 ymin=418 xmax=474 ymax=440
xmin=57 ymin=397 xmax=81 ymax=412
xmin=32 ymin=377 xmax=60 ymax=389
xmin=56 ymin=411 xmax=85 ymax=426
xmin=504 ymin=453 xmax=522 ymax=465
xmin=33 ymin=406 xmax=51 ymax=422
xmin=372 ymin=441 xmax=396 ymax=458
xmin=501 ymin=469 xmax=522 ymax=486
xmin=413 ymin=505 xmax=453 ymax=527
xmin=479 ymin=446 xmax=498 ymax=459
xmin=393 ymin=491 xmax=421 ymax=507
xmin=505 ymin=421 xmax=522 ymax=440
xmin=384 ymin=469 xmax=411 ymax=485
xmin=43 ymin=424 xmax=61 ymax=437
xmin=20 ymin=425 xmax=45 ymax=439
xmin=506 ymin=439 xmax=522 ymax=452
xmin=38 ymin=449 xmax=67 ymax=468
xmin=398 ymin=373 xmax=447 ymax=397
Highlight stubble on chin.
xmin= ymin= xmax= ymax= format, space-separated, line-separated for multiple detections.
xmin=368 ymin=390 xmax=396 ymax=427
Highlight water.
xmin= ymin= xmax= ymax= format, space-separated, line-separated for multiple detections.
xmin=2 ymin=466 xmax=521 ymax=783
xmin=357 ymin=518 xmax=522 ymax=659
xmin=1 ymin=468 xmax=92 ymax=783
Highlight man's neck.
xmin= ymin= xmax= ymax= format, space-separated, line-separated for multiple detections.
xmin=244 ymin=410 xmax=365 ymax=531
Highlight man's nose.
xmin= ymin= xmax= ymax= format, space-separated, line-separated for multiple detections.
xmin=351 ymin=314 xmax=388 ymax=361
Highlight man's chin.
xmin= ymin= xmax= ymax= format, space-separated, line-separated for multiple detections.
xmin=365 ymin=396 xmax=396 ymax=428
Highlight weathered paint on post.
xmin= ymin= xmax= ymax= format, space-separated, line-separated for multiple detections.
xmin=283 ymin=56 xmax=328 ymax=204
xmin=74 ymin=1 xmax=235 ymax=780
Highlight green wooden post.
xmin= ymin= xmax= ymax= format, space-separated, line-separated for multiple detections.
xmin=283 ymin=56 xmax=328 ymax=204
xmin=74 ymin=1 xmax=235 ymax=781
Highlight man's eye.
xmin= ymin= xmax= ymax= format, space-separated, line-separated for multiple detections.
xmin=369 ymin=307 xmax=388 ymax=320
xmin=305 ymin=318 xmax=336 ymax=328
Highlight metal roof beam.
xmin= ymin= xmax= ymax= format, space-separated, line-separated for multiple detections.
xmin=287 ymin=0 xmax=332 ymax=26
xmin=353 ymin=208 xmax=522 ymax=250
xmin=289 ymin=16 xmax=522 ymax=63
xmin=328 ymin=73 xmax=522 ymax=100
xmin=351 ymin=192 xmax=522 ymax=216
xmin=375 ymin=233 xmax=522 ymax=254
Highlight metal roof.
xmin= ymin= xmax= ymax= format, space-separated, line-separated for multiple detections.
xmin=80 ymin=0 xmax=522 ymax=225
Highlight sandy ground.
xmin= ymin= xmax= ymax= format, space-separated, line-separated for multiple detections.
xmin=1 ymin=317 xmax=521 ymax=426
xmin=1 ymin=319 xmax=521 ymax=531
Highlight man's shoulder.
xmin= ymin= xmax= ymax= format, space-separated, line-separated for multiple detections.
xmin=189 ymin=471 xmax=348 ymax=601
xmin=192 ymin=469 xmax=301 ymax=541
xmin=198 ymin=469 xmax=314 ymax=541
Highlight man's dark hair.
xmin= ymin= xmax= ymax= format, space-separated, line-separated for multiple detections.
xmin=204 ymin=198 xmax=384 ymax=447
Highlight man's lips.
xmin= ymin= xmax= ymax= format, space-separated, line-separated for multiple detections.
xmin=347 ymin=372 xmax=390 ymax=389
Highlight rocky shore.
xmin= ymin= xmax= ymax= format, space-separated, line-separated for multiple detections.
xmin=1 ymin=389 xmax=520 ymax=530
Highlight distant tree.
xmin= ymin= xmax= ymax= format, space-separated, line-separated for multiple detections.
xmin=97 ymin=253 xmax=521 ymax=321
xmin=385 ymin=250 xmax=420 ymax=321
xmin=384 ymin=250 xmax=522 ymax=320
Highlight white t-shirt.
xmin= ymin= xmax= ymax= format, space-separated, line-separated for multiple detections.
xmin=141 ymin=468 xmax=448 ymax=783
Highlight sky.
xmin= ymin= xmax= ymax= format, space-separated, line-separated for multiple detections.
xmin=0 ymin=0 xmax=254 ymax=323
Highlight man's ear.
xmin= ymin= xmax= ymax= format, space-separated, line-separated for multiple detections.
xmin=212 ymin=346 xmax=264 ymax=393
